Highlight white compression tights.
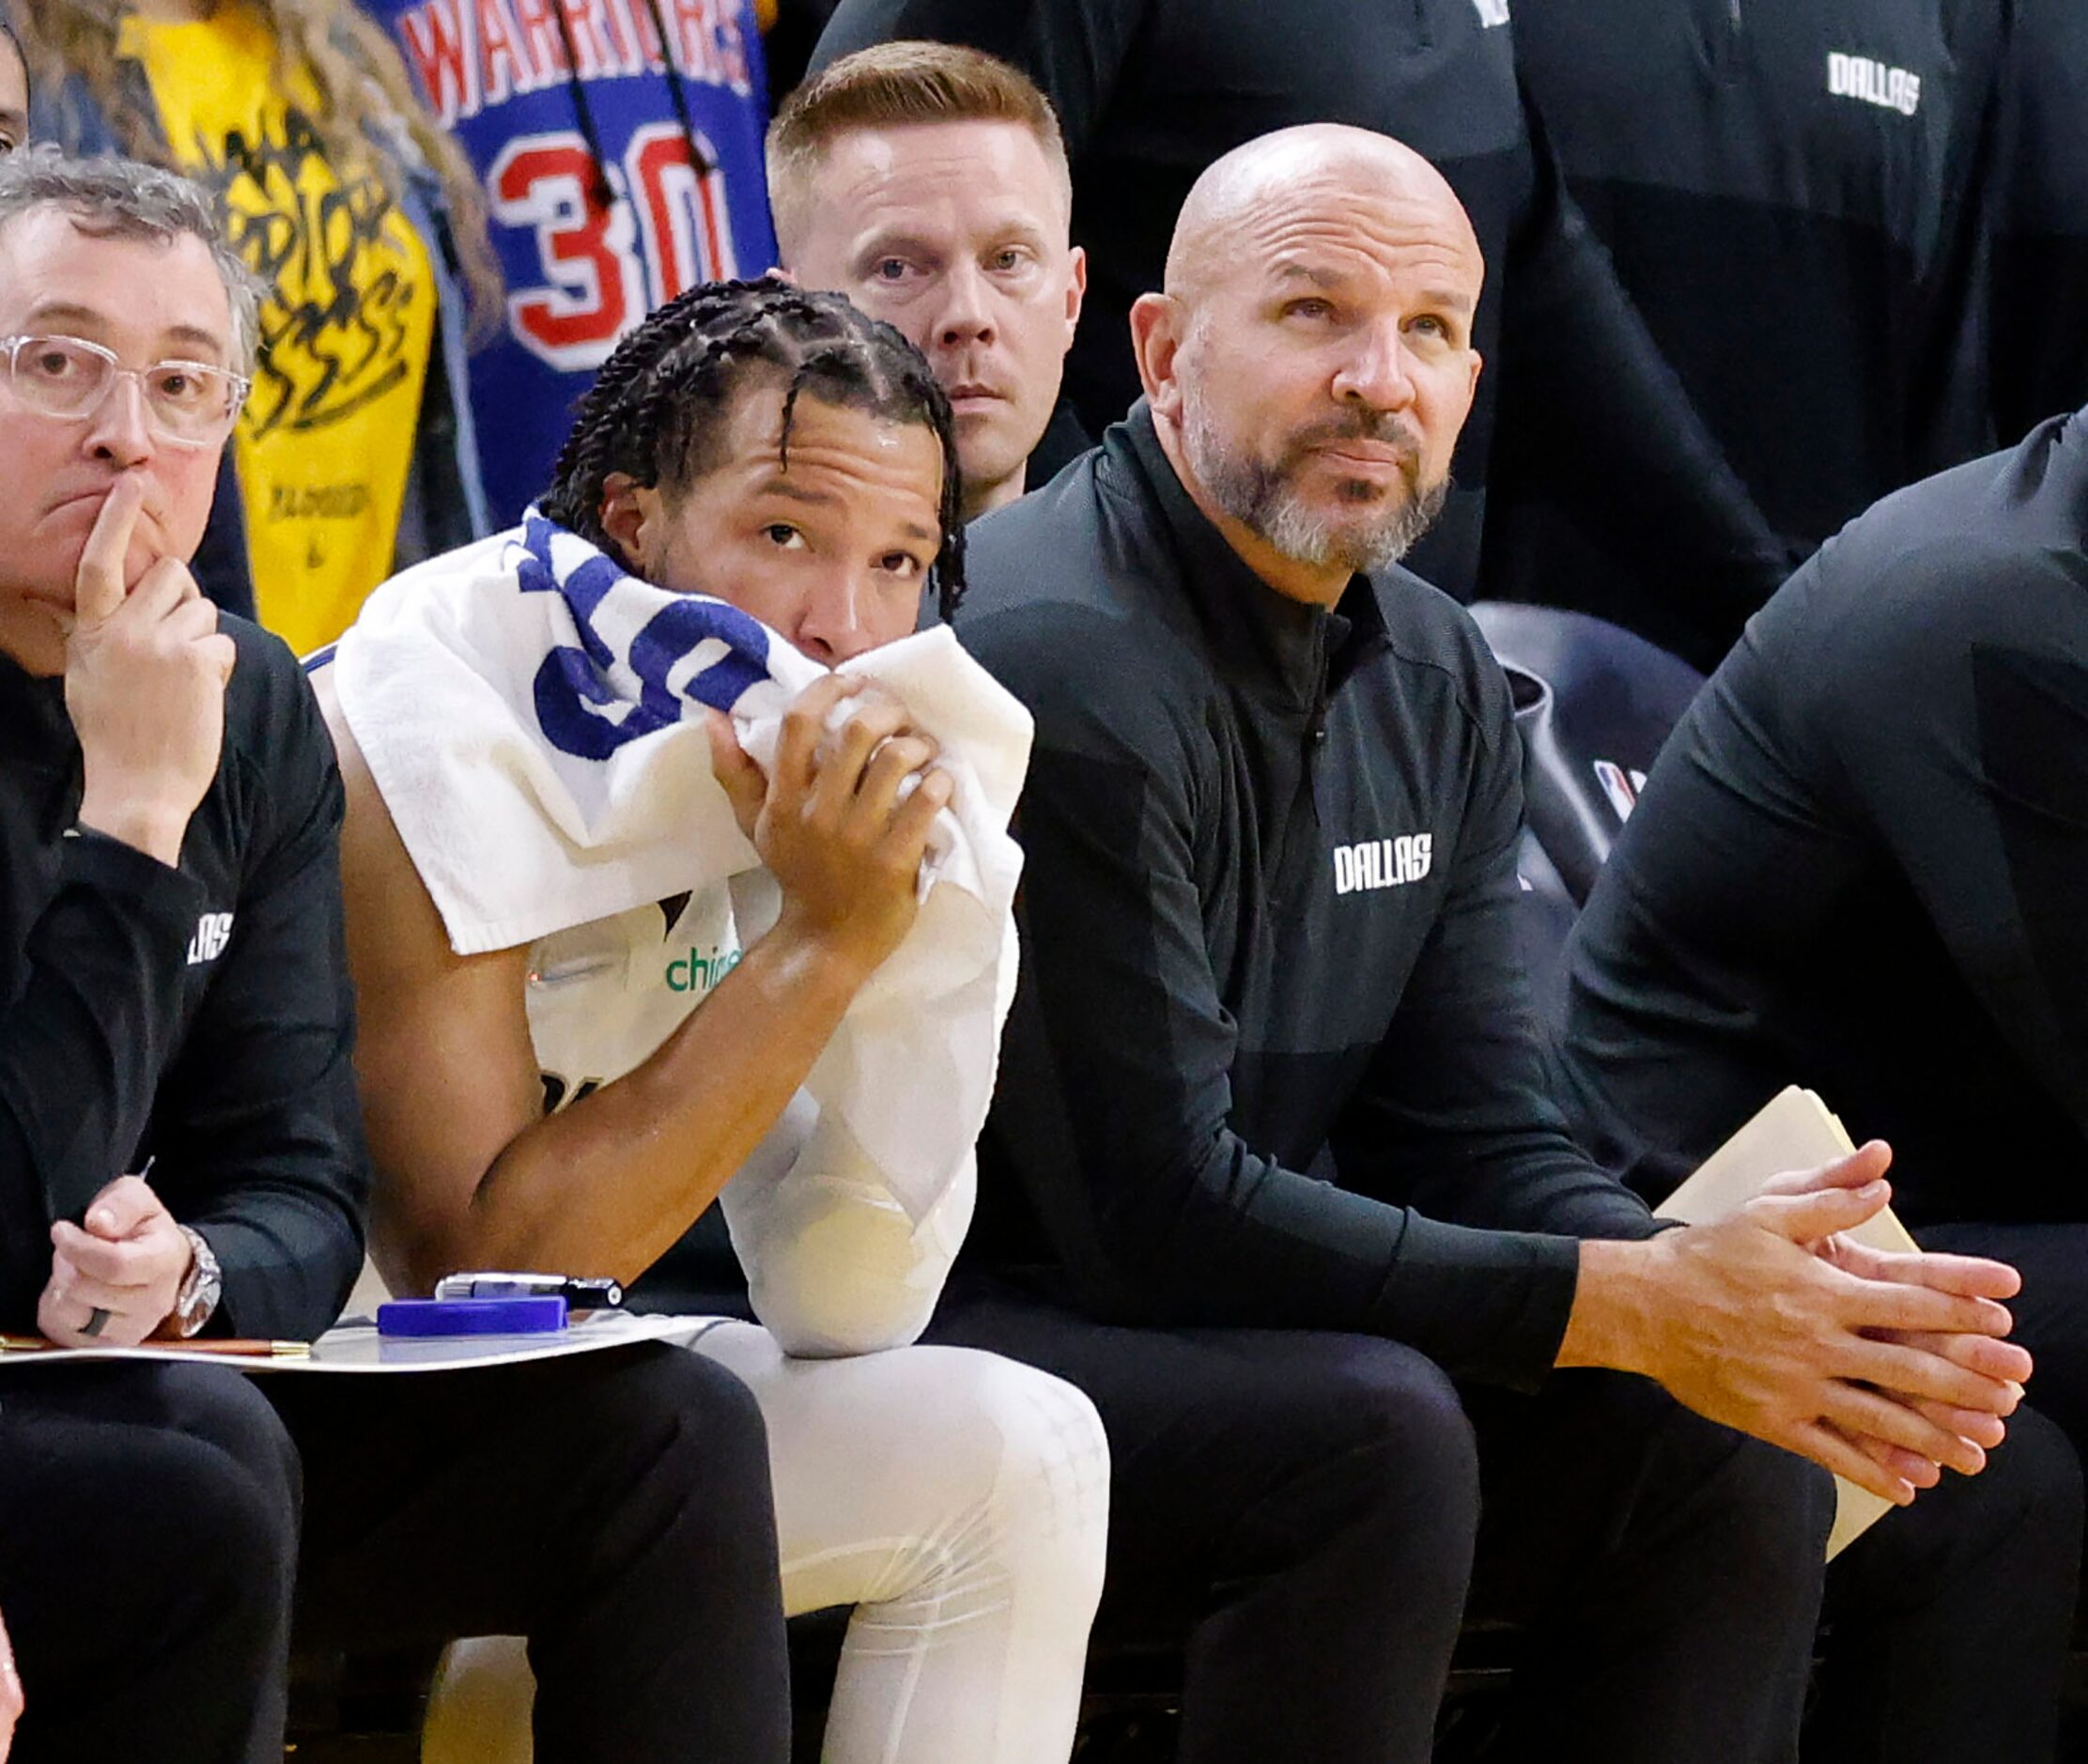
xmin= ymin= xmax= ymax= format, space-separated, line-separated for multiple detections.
xmin=421 ymin=1323 xmax=1110 ymax=1764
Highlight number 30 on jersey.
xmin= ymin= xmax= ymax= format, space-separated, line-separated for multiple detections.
xmin=490 ymin=122 xmax=739 ymax=369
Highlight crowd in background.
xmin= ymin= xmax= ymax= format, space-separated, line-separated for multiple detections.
xmin=2 ymin=0 xmax=2082 ymax=669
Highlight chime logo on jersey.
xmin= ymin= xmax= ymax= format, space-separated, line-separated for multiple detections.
xmin=1827 ymin=53 xmax=1922 ymax=117
xmin=1333 ymin=834 xmax=1434 ymax=895
xmin=186 ymin=912 xmax=236 ymax=966
xmin=666 ymin=943 xmax=743 ymax=994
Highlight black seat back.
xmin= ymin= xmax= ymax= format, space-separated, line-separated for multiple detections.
xmin=1472 ymin=602 xmax=1705 ymax=905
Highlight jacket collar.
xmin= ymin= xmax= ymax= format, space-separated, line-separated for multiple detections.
xmin=1108 ymin=402 xmax=1391 ymax=712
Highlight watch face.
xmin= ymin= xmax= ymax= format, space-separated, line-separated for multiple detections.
xmin=178 ymin=1278 xmax=220 ymax=1337
xmin=174 ymin=1230 xmax=223 ymax=1338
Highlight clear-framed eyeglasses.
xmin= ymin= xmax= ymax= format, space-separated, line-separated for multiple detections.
xmin=0 ymin=333 xmax=250 ymax=448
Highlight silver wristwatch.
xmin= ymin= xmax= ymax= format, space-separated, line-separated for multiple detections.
xmin=169 ymin=1226 xmax=223 ymax=1338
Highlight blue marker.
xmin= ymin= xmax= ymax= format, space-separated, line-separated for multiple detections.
xmin=378 ymin=1296 xmax=568 ymax=1337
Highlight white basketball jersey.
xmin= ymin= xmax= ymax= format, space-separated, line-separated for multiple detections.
xmin=524 ymin=883 xmax=741 ymax=1114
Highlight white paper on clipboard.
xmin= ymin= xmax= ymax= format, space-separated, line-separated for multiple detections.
xmin=1655 ymin=1085 xmax=1919 ymax=1560
xmin=0 ymin=1310 xmax=733 ymax=1374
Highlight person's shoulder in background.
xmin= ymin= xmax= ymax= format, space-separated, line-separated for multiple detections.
xmin=1780 ymin=412 xmax=2088 ymax=685
xmin=952 ymin=432 xmax=1229 ymax=771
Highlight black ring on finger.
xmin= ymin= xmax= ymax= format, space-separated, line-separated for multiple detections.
xmin=81 ymin=1307 xmax=110 ymax=1338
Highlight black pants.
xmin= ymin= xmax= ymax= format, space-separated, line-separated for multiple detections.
xmin=0 ymin=1344 xmax=790 ymax=1764
xmin=1812 ymin=1400 xmax=2081 ymax=1764
xmin=931 ymin=1288 xmax=1835 ymax=1764
xmin=1825 ymin=1217 xmax=2088 ymax=1764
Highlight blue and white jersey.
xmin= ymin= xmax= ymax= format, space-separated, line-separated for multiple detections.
xmin=368 ymin=0 xmax=779 ymax=523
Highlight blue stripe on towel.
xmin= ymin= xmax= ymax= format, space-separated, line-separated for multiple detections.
xmin=518 ymin=509 xmax=775 ymax=760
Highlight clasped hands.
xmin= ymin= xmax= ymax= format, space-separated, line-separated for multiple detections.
xmin=1622 ymin=1141 xmax=2031 ymax=1506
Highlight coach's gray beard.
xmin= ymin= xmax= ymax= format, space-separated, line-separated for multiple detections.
xmin=1182 ymin=396 xmax=1448 ymax=575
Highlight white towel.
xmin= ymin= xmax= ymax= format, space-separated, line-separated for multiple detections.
xmin=332 ymin=513 xmax=1031 ymax=1224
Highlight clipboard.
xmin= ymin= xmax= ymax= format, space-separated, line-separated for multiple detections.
xmin=0 ymin=1308 xmax=731 ymax=1374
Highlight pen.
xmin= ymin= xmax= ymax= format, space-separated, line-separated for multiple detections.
xmin=434 ymin=1272 xmax=626 ymax=1309
xmin=0 ymin=1335 xmax=311 ymax=1358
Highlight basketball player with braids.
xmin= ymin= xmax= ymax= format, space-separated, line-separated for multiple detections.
xmin=315 ymin=277 xmax=1109 ymax=1764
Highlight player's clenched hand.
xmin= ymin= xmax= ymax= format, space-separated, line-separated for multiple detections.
xmin=708 ymin=676 xmax=951 ymax=978
xmin=66 ymin=474 xmax=236 ymax=867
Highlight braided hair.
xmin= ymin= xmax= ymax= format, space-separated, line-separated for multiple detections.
xmin=542 ymin=276 xmax=968 ymax=621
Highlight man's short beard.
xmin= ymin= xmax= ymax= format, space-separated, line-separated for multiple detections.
xmin=1181 ymin=384 xmax=1449 ymax=575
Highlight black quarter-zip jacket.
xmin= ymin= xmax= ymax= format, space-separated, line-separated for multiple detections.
xmin=0 ymin=620 xmax=367 ymax=1338
xmin=812 ymin=0 xmax=1787 ymax=656
xmin=953 ymin=406 xmax=1659 ymax=1390
xmin=1504 ymin=0 xmax=2010 ymax=658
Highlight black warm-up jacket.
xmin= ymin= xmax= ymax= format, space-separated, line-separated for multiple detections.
xmin=951 ymin=406 xmax=1662 ymax=1392
xmin=1505 ymin=0 xmax=2011 ymax=657
xmin=812 ymin=0 xmax=1789 ymax=662
xmin=1990 ymin=0 xmax=2088 ymax=444
xmin=0 ymin=621 xmax=367 ymax=1338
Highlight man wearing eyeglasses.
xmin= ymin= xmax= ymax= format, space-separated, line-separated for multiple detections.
xmin=0 ymin=178 xmax=265 ymax=1357
xmin=0 ymin=146 xmax=795 ymax=1763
